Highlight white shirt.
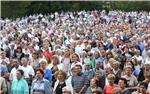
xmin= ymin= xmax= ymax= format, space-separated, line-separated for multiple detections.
xmin=9 ymin=66 xmax=22 ymax=81
xmin=20 ymin=65 xmax=35 ymax=78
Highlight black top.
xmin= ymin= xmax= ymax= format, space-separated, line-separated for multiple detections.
xmin=55 ymin=82 xmax=66 ymax=94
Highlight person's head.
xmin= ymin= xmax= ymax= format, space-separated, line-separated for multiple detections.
xmin=71 ymin=53 xmax=79 ymax=63
xmin=36 ymin=68 xmax=44 ymax=80
xmin=52 ymin=55 xmax=60 ymax=65
xmin=74 ymin=64 xmax=82 ymax=75
xmin=0 ymin=51 xmax=6 ymax=58
xmin=16 ymin=69 xmax=24 ymax=80
xmin=112 ymin=61 xmax=120 ymax=70
xmin=94 ymin=51 xmax=100 ymax=59
xmin=55 ymin=49 xmax=62 ymax=56
xmin=21 ymin=57 xmax=28 ymax=66
xmin=85 ymin=62 xmax=91 ymax=70
xmin=125 ymin=60 xmax=134 ymax=70
xmin=118 ymin=78 xmax=128 ymax=89
xmin=16 ymin=46 xmax=22 ymax=53
xmin=95 ymin=61 xmax=100 ymax=69
xmin=62 ymin=86 xmax=72 ymax=94
xmin=90 ymin=77 xmax=99 ymax=88
xmin=113 ymin=87 xmax=123 ymax=94
xmin=13 ymin=58 xmax=19 ymax=68
xmin=32 ymin=51 xmax=39 ymax=59
xmin=139 ymin=82 xmax=148 ymax=94
xmin=104 ymin=66 xmax=112 ymax=76
xmin=135 ymin=49 xmax=141 ymax=56
xmin=124 ymin=65 xmax=132 ymax=76
xmin=107 ymin=74 xmax=115 ymax=85
xmin=64 ymin=48 xmax=70 ymax=57
xmin=144 ymin=63 xmax=150 ymax=73
xmin=87 ymin=52 xmax=93 ymax=59
xmin=144 ymin=72 xmax=150 ymax=81
xmin=56 ymin=70 xmax=67 ymax=82
xmin=106 ymin=51 xmax=113 ymax=59
xmin=100 ymin=49 xmax=106 ymax=57
xmin=39 ymin=58 xmax=47 ymax=69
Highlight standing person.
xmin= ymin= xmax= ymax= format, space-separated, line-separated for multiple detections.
xmin=71 ymin=64 xmax=89 ymax=94
xmin=20 ymin=57 xmax=35 ymax=87
xmin=31 ymin=69 xmax=52 ymax=94
xmin=20 ymin=57 xmax=35 ymax=79
xmin=11 ymin=69 xmax=29 ymax=94
xmin=53 ymin=70 xmax=73 ymax=94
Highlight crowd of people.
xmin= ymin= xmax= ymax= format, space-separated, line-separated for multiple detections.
xmin=0 ymin=10 xmax=150 ymax=94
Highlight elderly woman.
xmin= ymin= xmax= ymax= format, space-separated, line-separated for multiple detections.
xmin=39 ymin=58 xmax=52 ymax=82
xmin=103 ymin=74 xmax=118 ymax=94
xmin=122 ymin=65 xmax=138 ymax=87
xmin=48 ymin=55 xmax=64 ymax=70
xmin=85 ymin=77 xmax=102 ymax=94
xmin=31 ymin=69 xmax=52 ymax=94
xmin=53 ymin=70 xmax=73 ymax=94
xmin=11 ymin=69 xmax=29 ymax=94
xmin=112 ymin=60 xmax=122 ymax=84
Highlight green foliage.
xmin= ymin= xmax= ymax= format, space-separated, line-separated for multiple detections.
xmin=1 ymin=1 xmax=150 ymax=19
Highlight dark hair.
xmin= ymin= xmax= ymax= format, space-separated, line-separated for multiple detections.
xmin=119 ymin=78 xmax=128 ymax=87
xmin=17 ymin=69 xmax=24 ymax=76
xmin=36 ymin=68 xmax=44 ymax=76
xmin=75 ymin=64 xmax=82 ymax=69
xmin=139 ymin=82 xmax=148 ymax=89
xmin=17 ymin=46 xmax=22 ymax=53
xmin=106 ymin=51 xmax=113 ymax=58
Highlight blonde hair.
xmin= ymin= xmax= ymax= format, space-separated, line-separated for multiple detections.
xmin=107 ymin=74 xmax=115 ymax=80
xmin=56 ymin=70 xmax=67 ymax=80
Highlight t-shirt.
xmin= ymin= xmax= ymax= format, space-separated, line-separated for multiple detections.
xmin=103 ymin=85 xmax=117 ymax=94
xmin=71 ymin=73 xmax=89 ymax=93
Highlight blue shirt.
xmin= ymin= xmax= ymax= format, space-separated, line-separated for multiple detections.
xmin=44 ymin=69 xmax=52 ymax=82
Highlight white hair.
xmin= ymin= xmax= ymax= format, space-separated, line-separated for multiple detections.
xmin=39 ymin=58 xmax=47 ymax=64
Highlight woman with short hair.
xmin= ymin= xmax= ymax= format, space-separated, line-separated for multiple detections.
xmin=53 ymin=70 xmax=73 ymax=94
xmin=103 ymin=74 xmax=118 ymax=94
xmin=11 ymin=69 xmax=29 ymax=94
xmin=85 ymin=77 xmax=102 ymax=94
xmin=31 ymin=69 xmax=52 ymax=94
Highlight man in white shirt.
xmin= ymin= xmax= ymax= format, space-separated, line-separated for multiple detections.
xmin=20 ymin=57 xmax=35 ymax=79
xmin=9 ymin=58 xmax=21 ymax=81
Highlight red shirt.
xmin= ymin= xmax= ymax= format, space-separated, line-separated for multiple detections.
xmin=103 ymin=84 xmax=118 ymax=94
xmin=43 ymin=50 xmax=53 ymax=59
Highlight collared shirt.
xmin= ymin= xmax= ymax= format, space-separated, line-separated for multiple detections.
xmin=11 ymin=78 xmax=29 ymax=94
xmin=32 ymin=79 xmax=45 ymax=94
